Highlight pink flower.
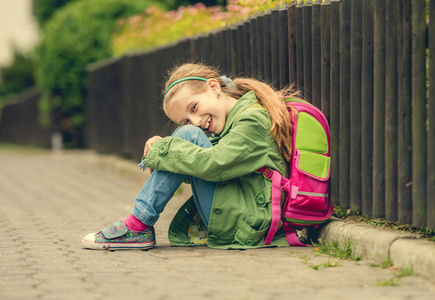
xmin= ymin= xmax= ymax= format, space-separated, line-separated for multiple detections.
xmin=145 ymin=6 xmax=156 ymax=15
xmin=227 ymin=4 xmax=244 ymax=12
xmin=128 ymin=15 xmax=142 ymax=25
xmin=211 ymin=12 xmax=231 ymax=20
xmin=165 ymin=10 xmax=178 ymax=19
xmin=193 ymin=3 xmax=206 ymax=9
xmin=209 ymin=6 xmax=224 ymax=14
xmin=186 ymin=5 xmax=198 ymax=14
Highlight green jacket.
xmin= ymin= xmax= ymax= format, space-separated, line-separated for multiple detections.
xmin=145 ymin=91 xmax=290 ymax=249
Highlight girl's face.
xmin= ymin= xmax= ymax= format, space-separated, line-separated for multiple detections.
xmin=166 ymin=79 xmax=235 ymax=134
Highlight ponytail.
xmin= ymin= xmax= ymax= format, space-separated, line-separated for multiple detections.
xmin=229 ymin=78 xmax=298 ymax=161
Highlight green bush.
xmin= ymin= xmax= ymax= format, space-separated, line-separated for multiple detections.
xmin=33 ymin=0 xmax=79 ymax=28
xmin=34 ymin=0 xmax=158 ymax=146
xmin=0 ymin=48 xmax=35 ymax=102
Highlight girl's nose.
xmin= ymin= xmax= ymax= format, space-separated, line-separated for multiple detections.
xmin=191 ymin=116 xmax=201 ymax=127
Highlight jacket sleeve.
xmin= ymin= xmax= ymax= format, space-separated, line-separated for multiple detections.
xmin=144 ymin=109 xmax=275 ymax=182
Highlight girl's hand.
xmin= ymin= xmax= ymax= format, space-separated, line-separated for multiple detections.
xmin=144 ymin=136 xmax=162 ymax=158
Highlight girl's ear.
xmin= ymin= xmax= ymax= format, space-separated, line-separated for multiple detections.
xmin=207 ymin=78 xmax=221 ymax=93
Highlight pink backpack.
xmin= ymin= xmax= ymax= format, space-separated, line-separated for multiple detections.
xmin=258 ymin=98 xmax=333 ymax=246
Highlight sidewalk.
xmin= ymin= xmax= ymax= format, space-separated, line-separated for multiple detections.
xmin=0 ymin=147 xmax=434 ymax=300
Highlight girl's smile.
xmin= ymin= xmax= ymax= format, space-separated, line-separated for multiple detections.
xmin=166 ymin=79 xmax=237 ymax=134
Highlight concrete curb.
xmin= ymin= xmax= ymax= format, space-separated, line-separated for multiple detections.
xmin=319 ymin=218 xmax=435 ymax=283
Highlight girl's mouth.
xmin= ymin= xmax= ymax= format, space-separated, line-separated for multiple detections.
xmin=204 ymin=116 xmax=212 ymax=131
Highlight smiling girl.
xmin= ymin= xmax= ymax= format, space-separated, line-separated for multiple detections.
xmin=81 ymin=62 xmax=299 ymax=250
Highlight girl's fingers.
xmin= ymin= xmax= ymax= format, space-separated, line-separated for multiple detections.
xmin=143 ymin=136 xmax=162 ymax=157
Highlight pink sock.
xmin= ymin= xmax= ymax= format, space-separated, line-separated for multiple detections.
xmin=123 ymin=214 xmax=149 ymax=231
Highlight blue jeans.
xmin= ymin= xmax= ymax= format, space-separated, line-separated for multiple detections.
xmin=131 ymin=125 xmax=216 ymax=228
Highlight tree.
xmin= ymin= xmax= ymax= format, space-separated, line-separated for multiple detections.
xmin=33 ymin=0 xmax=78 ymax=28
xmin=34 ymin=0 xmax=157 ymax=147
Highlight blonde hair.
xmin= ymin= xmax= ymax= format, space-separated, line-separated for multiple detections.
xmin=163 ymin=63 xmax=299 ymax=161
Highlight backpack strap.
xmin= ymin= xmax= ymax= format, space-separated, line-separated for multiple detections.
xmin=230 ymin=103 xmax=266 ymax=129
xmin=263 ymin=168 xmax=283 ymax=245
xmin=258 ymin=166 xmax=309 ymax=247
xmin=283 ymin=227 xmax=309 ymax=247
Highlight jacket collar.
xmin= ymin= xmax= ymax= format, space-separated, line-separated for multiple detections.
xmin=211 ymin=91 xmax=258 ymax=139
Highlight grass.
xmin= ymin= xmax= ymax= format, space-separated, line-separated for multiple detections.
xmin=396 ymin=264 xmax=414 ymax=278
xmin=374 ymin=277 xmax=400 ymax=287
xmin=310 ymin=260 xmax=342 ymax=270
xmin=333 ymin=207 xmax=435 ymax=242
xmin=313 ymin=238 xmax=362 ymax=261
xmin=371 ymin=259 xmax=414 ymax=287
xmin=298 ymin=254 xmax=311 ymax=264
xmin=371 ymin=257 xmax=394 ymax=269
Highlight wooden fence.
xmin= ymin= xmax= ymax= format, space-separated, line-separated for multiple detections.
xmin=86 ymin=0 xmax=434 ymax=229
xmin=0 ymin=88 xmax=53 ymax=148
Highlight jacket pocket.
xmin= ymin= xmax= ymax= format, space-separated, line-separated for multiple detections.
xmin=234 ymin=218 xmax=268 ymax=247
xmin=296 ymin=150 xmax=330 ymax=181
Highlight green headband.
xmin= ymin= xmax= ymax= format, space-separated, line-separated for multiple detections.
xmin=164 ymin=77 xmax=208 ymax=99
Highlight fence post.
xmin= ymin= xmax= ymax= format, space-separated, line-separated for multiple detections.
xmin=303 ymin=0 xmax=313 ymax=102
xmin=257 ymin=11 xmax=265 ymax=79
xmin=361 ymin=0 xmax=374 ymax=215
xmin=236 ymin=22 xmax=244 ymax=74
xmin=321 ymin=0 xmax=330 ymax=120
xmin=230 ymin=25 xmax=238 ymax=75
xmin=210 ymin=30 xmax=219 ymax=66
xmin=311 ymin=0 xmax=321 ymax=108
xmin=350 ymin=0 xmax=363 ymax=213
xmin=264 ymin=9 xmax=272 ymax=83
xmin=428 ymin=0 xmax=435 ymax=230
xmin=271 ymin=5 xmax=280 ymax=88
xmin=119 ymin=55 xmax=131 ymax=155
xmin=191 ymin=34 xmax=200 ymax=62
xmin=225 ymin=27 xmax=233 ymax=75
xmin=373 ymin=0 xmax=386 ymax=218
xmin=330 ymin=0 xmax=340 ymax=206
xmin=188 ymin=37 xmax=195 ymax=59
xmin=243 ymin=19 xmax=251 ymax=75
xmin=279 ymin=4 xmax=289 ymax=89
xmin=412 ymin=0 xmax=428 ymax=227
xmin=217 ymin=29 xmax=225 ymax=72
xmin=339 ymin=0 xmax=351 ymax=209
xmin=200 ymin=34 xmax=210 ymax=63
xmin=385 ymin=0 xmax=399 ymax=221
xmin=250 ymin=14 xmax=258 ymax=76
xmin=397 ymin=0 xmax=412 ymax=225
xmin=296 ymin=1 xmax=304 ymax=94
xmin=288 ymin=2 xmax=297 ymax=86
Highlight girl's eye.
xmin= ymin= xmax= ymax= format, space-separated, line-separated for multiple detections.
xmin=192 ymin=104 xmax=197 ymax=112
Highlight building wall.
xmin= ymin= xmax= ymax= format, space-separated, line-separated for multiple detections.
xmin=0 ymin=0 xmax=38 ymax=67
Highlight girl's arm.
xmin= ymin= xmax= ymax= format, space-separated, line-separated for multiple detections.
xmin=144 ymin=109 xmax=277 ymax=182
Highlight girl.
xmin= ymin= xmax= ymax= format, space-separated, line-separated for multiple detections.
xmin=81 ymin=62 xmax=299 ymax=250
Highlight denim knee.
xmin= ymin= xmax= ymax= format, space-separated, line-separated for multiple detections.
xmin=172 ymin=125 xmax=210 ymax=148
xmin=173 ymin=125 xmax=202 ymax=138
